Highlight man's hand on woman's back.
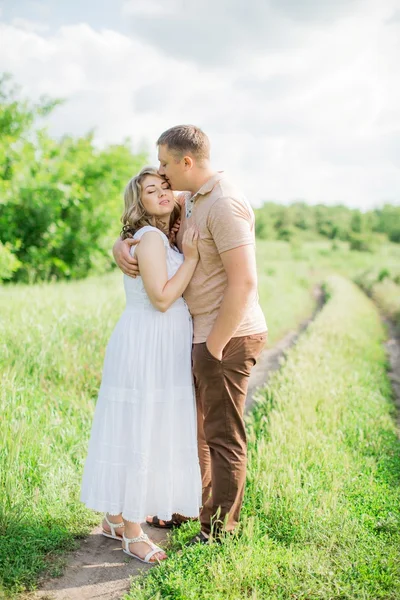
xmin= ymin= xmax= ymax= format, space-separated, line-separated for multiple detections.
xmin=112 ymin=238 xmax=140 ymax=278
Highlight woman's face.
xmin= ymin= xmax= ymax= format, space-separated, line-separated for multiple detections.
xmin=140 ymin=175 xmax=174 ymax=218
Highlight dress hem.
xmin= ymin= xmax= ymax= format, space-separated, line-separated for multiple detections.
xmin=82 ymin=500 xmax=200 ymax=523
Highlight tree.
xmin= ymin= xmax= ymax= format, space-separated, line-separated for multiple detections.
xmin=374 ymin=204 xmax=400 ymax=243
xmin=254 ymin=199 xmax=399 ymax=245
xmin=0 ymin=74 xmax=147 ymax=282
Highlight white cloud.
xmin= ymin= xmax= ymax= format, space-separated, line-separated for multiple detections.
xmin=0 ymin=0 xmax=399 ymax=209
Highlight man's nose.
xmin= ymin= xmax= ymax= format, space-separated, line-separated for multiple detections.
xmin=158 ymin=165 xmax=164 ymax=175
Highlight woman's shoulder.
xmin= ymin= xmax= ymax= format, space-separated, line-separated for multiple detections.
xmin=133 ymin=226 xmax=169 ymax=244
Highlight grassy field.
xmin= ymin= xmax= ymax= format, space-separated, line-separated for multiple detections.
xmin=256 ymin=239 xmax=400 ymax=342
xmin=371 ymin=279 xmax=400 ymax=326
xmin=128 ymin=276 xmax=400 ymax=599
xmin=0 ymin=274 xmax=123 ymax=594
xmin=0 ymin=241 xmax=316 ymax=596
xmin=1 ymin=240 xmax=400 ymax=597
xmin=353 ymin=267 xmax=400 ymax=327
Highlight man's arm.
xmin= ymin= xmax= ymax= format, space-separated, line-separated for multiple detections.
xmin=206 ymin=244 xmax=257 ymax=360
xmin=112 ymin=237 xmax=140 ymax=278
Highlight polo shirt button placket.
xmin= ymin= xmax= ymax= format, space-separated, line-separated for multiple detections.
xmin=186 ymin=196 xmax=195 ymax=219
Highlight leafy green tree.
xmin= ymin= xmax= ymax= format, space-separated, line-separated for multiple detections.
xmin=254 ymin=199 xmax=399 ymax=246
xmin=0 ymin=241 xmax=20 ymax=279
xmin=0 ymin=74 xmax=147 ymax=282
xmin=373 ymin=204 xmax=400 ymax=243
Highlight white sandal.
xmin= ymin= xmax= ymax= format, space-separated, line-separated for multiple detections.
xmin=102 ymin=514 xmax=124 ymax=540
xmin=122 ymin=532 xmax=166 ymax=564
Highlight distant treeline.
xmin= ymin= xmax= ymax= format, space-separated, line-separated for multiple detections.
xmin=254 ymin=202 xmax=400 ymax=250
xmin=1 ymin=74 xmax=399 ymax=283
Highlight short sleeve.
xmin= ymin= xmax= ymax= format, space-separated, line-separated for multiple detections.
xmin=207 ymin=196 xmax=255 ymax=254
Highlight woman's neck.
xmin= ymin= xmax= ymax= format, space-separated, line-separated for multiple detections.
xmin=156 ymin=215 xmax=171 ymax=229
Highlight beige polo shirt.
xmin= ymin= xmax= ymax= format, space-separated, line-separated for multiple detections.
xmin=175 ymin=172 xmax=267 ymax=344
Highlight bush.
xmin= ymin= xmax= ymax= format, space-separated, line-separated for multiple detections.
xmin=348 ymin=232 xmax=374 ymax=252
xmin=378 ymin=268 xmax=390 ymax=282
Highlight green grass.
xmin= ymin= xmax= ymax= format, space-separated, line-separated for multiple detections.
xmin=127 ymin=276 xmax=400 ymax=600
xmin=352 ymin=266 xmax=400 ymax=327
xmin=371 ymin=279 xmax=400 ymax=326
xmin=256 ymin=240 xmax=400 ymax=343
xmin=0 ymin=274 xmax=123 ymax=595
xmin=0 ymin=244 xmax=320 ymax=596
xmin=1 ymin=241 xmax=400 ymax=596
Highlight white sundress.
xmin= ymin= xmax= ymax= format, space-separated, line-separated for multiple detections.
xmin=80 ymin=226 xmax=202 ymax=523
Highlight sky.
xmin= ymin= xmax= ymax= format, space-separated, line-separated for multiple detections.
xmin=0 ymin=0 xmax=399 ymax=208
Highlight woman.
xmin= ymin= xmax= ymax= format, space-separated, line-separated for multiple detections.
xmin=80 ymin=166 xmax=202 ymax=564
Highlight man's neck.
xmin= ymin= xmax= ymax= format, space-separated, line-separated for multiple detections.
xmin=187 ymin=168 xmax=218 ymax=195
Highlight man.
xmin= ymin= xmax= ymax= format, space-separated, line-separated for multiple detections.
xmin=113 ymin=125 xmax=267 ymax=544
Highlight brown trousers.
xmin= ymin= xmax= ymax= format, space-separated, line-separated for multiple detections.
xmin=192 ymin=332 xmax=267 ymax=535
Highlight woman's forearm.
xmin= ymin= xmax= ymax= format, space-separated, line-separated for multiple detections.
xmin=151 ymin=258 xmax=198 ymax=312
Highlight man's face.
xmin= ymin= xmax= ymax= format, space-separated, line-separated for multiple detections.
xmin=157 ymin=144 xmax=188 ymax=191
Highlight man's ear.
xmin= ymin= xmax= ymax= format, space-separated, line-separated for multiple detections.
xmin=183 ymin=155 xmax=194 ymax=170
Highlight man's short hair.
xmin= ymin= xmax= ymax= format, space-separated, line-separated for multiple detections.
xmin=157 ymin=125 xmax=210 ymax=161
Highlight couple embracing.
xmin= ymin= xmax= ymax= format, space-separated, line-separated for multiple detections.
xmin=80 ymin=125 xmax=267 ymax=564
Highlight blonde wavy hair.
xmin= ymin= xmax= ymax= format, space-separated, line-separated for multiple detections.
xmin=120 ymin=166 xmax=181 ymax=242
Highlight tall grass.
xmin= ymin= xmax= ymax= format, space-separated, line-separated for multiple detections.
xmin=0 ymin=274 xmax=123 ymax=594
xmin=128 ymin=276 xmax=400 ymax=599
xmin=371 ymin=279 xmax=400 ymax=326
xmin=1 ymin=241 xmax=400 ymax=595
xmin=0 ymin=245 xmax=318 ymax=596
xmin=352 ymin=263 xmax=400 ymax=326
xmin=256 ymin=240 xmax=400 ymax=342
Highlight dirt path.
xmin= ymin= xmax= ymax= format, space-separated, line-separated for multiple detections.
xmin=29 ymin=287 xmax=325 ymax=600
xmin=383 ymin=317 xmax=400 ymax=430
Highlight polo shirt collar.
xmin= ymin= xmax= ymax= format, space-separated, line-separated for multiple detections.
xmin=192 ymin=171 xmax=224 ymax=199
